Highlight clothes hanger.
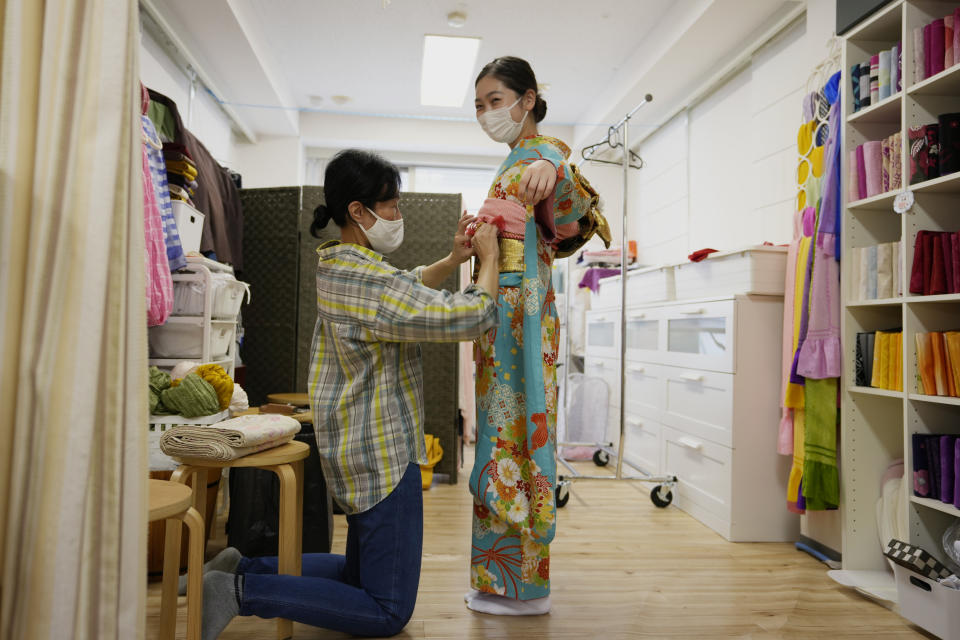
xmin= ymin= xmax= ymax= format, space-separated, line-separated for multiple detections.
xmin=580 ymin=125 xmax=644 ymax=169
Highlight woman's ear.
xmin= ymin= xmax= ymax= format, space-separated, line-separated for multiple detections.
xmin=347 ymin=200 xmax=365 ymax=223
xmin=523 ymin=88 xmax=537 ymax=111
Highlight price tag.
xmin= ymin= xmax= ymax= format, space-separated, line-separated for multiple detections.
xmin=893 ymin=190 xmax=914 ymax=214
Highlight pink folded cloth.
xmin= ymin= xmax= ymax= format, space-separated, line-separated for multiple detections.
xmin=470 ymin=198 xmax=527 ymax=240
xmin=857 ymin=144 xmax=867 ymax=199
xmin=915 ymin=26 xmax=926 ymax=83
xmin=931 ymin=18 xmax=946 ymax=76
xmin=946 ymin=15 xmax=955 ymax=68
xmin=848 ymin=149 xmax=860 ymax=202
xmin=863 ymin=140 xmax=884 ymax=197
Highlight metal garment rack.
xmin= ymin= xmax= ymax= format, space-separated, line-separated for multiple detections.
xmin=555 ymin=94 xmax=678 ymax=509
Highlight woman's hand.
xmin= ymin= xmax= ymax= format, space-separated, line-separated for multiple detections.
xmin=471 ymin=222 xmax=500 ymax=263
xmin=518 ymin=159 xmax=557 ymax=204
xmin=450 ymin=211 xmax=477 ymax=264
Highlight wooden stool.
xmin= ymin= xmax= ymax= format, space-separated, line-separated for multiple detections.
xmin=150 ymin=479 xmax=203 ymax=640
xmin=266 ymin=392 xmax=309 ymax=407
xmin=170 ymin=440 xmax=310 ymax=640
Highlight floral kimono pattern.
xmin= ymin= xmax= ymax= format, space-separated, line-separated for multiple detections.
xmin=470 ymin=136 xmax=591 ymax=600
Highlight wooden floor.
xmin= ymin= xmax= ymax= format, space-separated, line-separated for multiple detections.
xmin=147 ymin=447 xmax=930 ymax=639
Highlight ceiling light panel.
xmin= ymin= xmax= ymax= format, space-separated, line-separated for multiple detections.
xmin=420 ymin=35 xmax=481 ymax=107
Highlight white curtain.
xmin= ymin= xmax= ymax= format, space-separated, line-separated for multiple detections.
xmin=0 ymin=0 xmax=147 ymax=638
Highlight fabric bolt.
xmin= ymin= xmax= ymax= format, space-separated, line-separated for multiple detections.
xmin=938 ymin=112 xmax=960 ymax=175
xmin=924 ymin=231 xmax=935 ymax=294
xmin=238 ymin=462 xmax=423 ymax=636
xmin=858 ymin=246 xmax=871 ymax=300
xmin=947 ymin=15 xmax=955 ymax=68
xmin=955 ymin=440 xmax=960 ymax=509
xmin=909 ymin=124 xmax=940 ymax=184
xmin=931 ymin=18 xmax=946 ymax=76
xmin=851 ymin=248 xmax=861 ymax=302
xmin=953 ymin=232 xmax=960 ymax=293
xmin=847 ymin=150 xmax=860 ymax=202
xmin=471 ymin=135 xmax=592 ymax=602
xmin=876 ymin=242 xmax=893 ymax=299
xmin=307 ymin=241 xmax=496 ymax=514
xmin=890 ymin=132 xmax=903 ymax=190
xmin=159 ymin=414 xmax=300 ymax=461
xmin=893 ymin=240 xmax=902 ymax=296
xmin=870 ymin=55 xmax=880 ymax=104
xmin=867 ymin=245 xmax=879 ymax=300
xmin=879 ymin=50 xmax=891 ymax=100
xmin=932 ymin=233 xmax=948 ymax=295
xmin=142 ymin=142 xmax=174 ymax=326
xmin=860 ymin=62 xmax=872 ymax=108
xmin=926 ymin=22 xmax=934 ymax=79
xmin=802 ymin=377 xmax=839 ymax=510
xmin=891 ymin=43 xmax=900 ymax=93
xmin=856 ymin=144 xmax=867 ymax=199
xmin=882 ymin=137 xmax=891 ymax=193
xmin=943 ymin=232 xmax=956 ymax=293
xmin=142 ymin=115 xmax=186 ymax=271
xmin=913 ymin=433 xmax=931 ymax=496
xmin=955 ymin=9 xmax=960 ymax=69
xmin=863 ymin=140 xmax=883 ymax=197
xmin=851 ymin=64 xmax=862 ymax=112
xmin=914 ymin=26 xmax=926 ymax=83
xmin=917 ymin=332 xmax=934 ymax=395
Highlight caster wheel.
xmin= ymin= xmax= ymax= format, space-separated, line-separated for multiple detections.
xmin=555 ymin=483 xmax=570 ymax=508
xmin=650 ymin=485 xmax=673 ymax=508
xmin=592 ymin=450 xmax=610 ymax=467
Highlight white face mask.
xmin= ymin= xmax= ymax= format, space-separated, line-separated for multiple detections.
xmin=478 ymin=96 xmax=527 ymax=144
xmin=359 ymin=206 xmax=404 ymax=254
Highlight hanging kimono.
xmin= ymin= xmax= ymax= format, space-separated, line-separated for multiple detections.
xmin=470 ymin=136 xmax=591 ymax=600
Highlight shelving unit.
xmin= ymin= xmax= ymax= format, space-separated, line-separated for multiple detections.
xmin=840 ymin=0 xmax=960 ymax=607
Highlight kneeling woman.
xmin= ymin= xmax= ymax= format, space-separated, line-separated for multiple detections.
xmin=201 ymin=149 xmax=500 ymax=639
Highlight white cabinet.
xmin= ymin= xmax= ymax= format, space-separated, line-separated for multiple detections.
xmin=584 ymin=293 xmax=797 ymax=542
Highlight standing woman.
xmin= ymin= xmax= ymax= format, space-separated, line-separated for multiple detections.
xmin=467 ymin=57 xmax=598 ymax=615
xmin=200 ymin=149 xmax=502 ymax=639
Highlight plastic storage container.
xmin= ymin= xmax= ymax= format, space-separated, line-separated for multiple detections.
xmin=673 ymin=247 xmax=787 ymax=300
xmin=893 ymin=563 xmax=960 ymax=639
xmin=172 ymin=201 xmax=205 ymax=254
xmin=172 ymin=272 xmax=250 ymax=319
xmin=149 ymin=321 xmax=235 ymax=360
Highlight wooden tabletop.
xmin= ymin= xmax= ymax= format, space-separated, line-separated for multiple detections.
xmin=266 ymin=392 xmax=309 ymax=407
xmin=171 ymin=440 xmax=310 ymax=469
xmin=233 ymin=407 xmax=313 ymax=424
xmin=148 ymin=479 xmax=193 ymax=522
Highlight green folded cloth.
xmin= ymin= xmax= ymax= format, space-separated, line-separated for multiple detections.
xmin=160 ymin=373 xmax=220 ymax=418
xmin=148 ymin=366 xmax=172 ymax=415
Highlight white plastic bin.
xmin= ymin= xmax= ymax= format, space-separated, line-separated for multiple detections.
xmin=894 ymin=563 xmax=960 ymax=639
xmin=149 ymin=322 xmax=235 ymax=359
xmin=673 ymin=247 xmax=787 ymax=300
xmin=626 ymin=266 xmax=675 ymax=304
xmin=212 ymin=277 xmax=250 ymax=318
xmin=172 ymin=273 xmax=250 ymax=319
xmin=172 ymin=201 xmax=205 ymax=254
xmin=592 ymin=275 xmax=622 ymax=309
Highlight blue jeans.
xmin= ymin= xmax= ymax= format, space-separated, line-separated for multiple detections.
xmin=236 ymin=463 xmax=423 ymax=637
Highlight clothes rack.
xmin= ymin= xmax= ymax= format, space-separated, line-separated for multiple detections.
xmin=556 ymin=93 xmax=678 ymax=509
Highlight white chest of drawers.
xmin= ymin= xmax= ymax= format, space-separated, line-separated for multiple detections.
xmin=584 ymin=294 xmax=798 ymax=542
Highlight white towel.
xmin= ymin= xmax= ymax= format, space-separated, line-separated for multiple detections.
xmin=160 ymin=414 xmax=301 ymax=461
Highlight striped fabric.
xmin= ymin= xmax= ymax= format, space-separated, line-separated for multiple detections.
xmin=142 ymin=115 xmax=187 ymax=271
xmin=308 ymin=241 xmax=496 ymax=513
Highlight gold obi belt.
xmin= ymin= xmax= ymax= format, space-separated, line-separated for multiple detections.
xmin=467 ymin=198 xmax=530 ymax=274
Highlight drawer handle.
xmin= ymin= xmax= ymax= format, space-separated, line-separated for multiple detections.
xmin=679 ymin=373 xmax=704 ymax=383
xmin=627 ymin=419 xmax=643 ymax=428
xmin=677 ymin=436 xmax=703 ymax=451
xmin=627 ymin=366 xmax=646 ymax=374
xmin=629 ymin=313 xmax=647 ymax=320
xmin=679 ymin=308 xmax=706 ymax=315
xmin=593 ymin=316 xmax=609 ymax=322
xmin=594 ymin=361 xmax=605 ymax=368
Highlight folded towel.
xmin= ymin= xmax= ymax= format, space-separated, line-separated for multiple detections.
xmin=159 ymin=414 xmax=301 ymax=461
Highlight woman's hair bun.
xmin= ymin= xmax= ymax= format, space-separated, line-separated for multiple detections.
xmin=311 ymin=203 xmax=331 ymax=237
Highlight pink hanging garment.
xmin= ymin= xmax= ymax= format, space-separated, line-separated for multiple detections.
xmin=778 ymin=207 xmax=804 ymax=455
xmin=143 ymin=147 xmax=173 ymax=326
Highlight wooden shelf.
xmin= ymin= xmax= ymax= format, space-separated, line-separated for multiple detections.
xmin=907 ymin=62 xmax=960 ymax=97
xmin=847 ymin=91 xmax=902 ymax=124
xmin=904 ymin=293 xmax=960 ymax=304
xmin=908 ymin=393 xmax=960 ymax=406
xmin=848 ymin=386 xmax=904 ymax=399
xmin=910 ymin=170 xmax=960 ymax=194
xmin=845 ymin=0 xmax=903 ymax=42
xmin=911 ymin=496 xmax=960 ymax=518
xmin=847 ymin=189 xmax=899 ymax=211
xmin=846 ymin=297 xmax=904 ymax=307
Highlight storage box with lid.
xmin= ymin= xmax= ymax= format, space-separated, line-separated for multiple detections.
xmin=592 ymin=265 xmax=675 ymax=309
xmin=673 ymin=247 xmax=787 ymax=300
xmin=171 ymin=201 xmax=205 ymax=254
xmin=149 ymin=320 xmax=235 ymax=360
xmin=893 ymin=563 xmax=960 ymax=640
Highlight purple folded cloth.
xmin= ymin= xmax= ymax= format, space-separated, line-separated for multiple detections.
xmin=857 ymin=145 xmax=867 ymax=199
xmin=955 ymin=439 xmax=960 ymax=509
xmin=942 ymin=435 xmax=956 ymax=504
xmin=578 ymin=268 xmax=621 ymax=293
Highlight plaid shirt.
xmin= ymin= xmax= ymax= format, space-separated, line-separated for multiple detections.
xmin=308 ymin=241 xmax=496 ymax=513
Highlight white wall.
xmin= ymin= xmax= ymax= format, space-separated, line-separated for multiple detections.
xmin=139 ymin=28 xmax=236 ymax=166
xmin=232 ymin=136 xmax=303 ymax=188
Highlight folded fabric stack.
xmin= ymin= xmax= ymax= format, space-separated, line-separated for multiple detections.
xmin=851 ymin=42 xmax=902 ymax=113
xmin=159 ymin=413 xmax=301 ymax=461
xmin=849 ymin=241 xmax=902 ymax=300
xmin=149 ymin=363 xmax=234 ymax=417
xmin=911 ymin=434 xmax=960 ymax=508
xmin=912 ymin=10 xmax=960 ymax=84
xmin=910 ymin=230 xmax=960 ymax=295
xmin=915 ymin=331 xmax=960 ymax=397
xmin=163 ymin=143 xmax=199 ymax=207
xmin=854 ymin=329 xmax=903 ymax=391
xmin=848 ymin=135 xmax=902 ymax=201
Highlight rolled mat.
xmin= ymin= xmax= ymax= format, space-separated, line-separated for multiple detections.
xmin=851 ymin=63 xmax=862 ymax=112
xmin=863 ymin=140 xmax=883 ymax=197
xmin=931 ymin=18 xmax=946 ymax=76
xmin=879 ymin=50 xmax=891 ymax=101
xmin=856 ymin=144 xmax=867 ymax=199
xmin=909 ymin=124 xmax=940 ymax=184
xmin=938 ymin=112 xmax=960 ymax=175
xmin=914 ymin=26 xmax=926 ymax=83
xmin=159 ymin=413 xmax=301 ymax=461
